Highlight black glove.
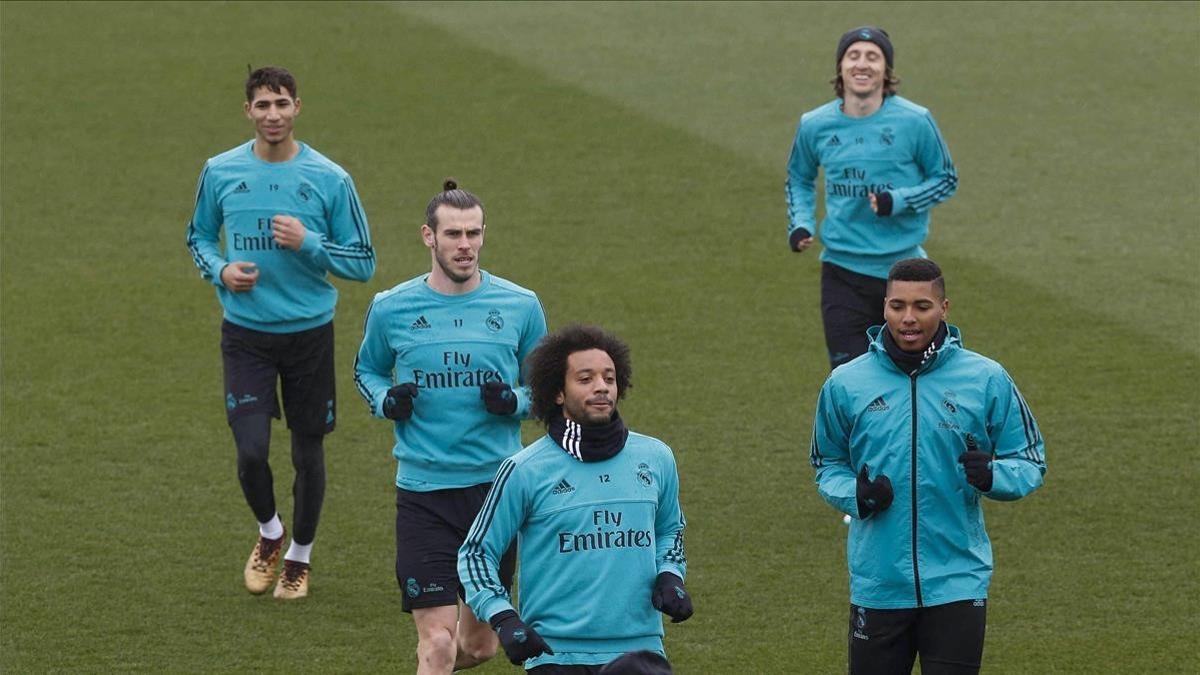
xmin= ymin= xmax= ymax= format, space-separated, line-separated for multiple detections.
xmin=789 ymin=227 xmax=813 ymax=252
xmin=650 ymin=572 xmax=693 ymax=623
xmin=873 ymin=191 xmax=894 ymax=216
xmin=856 ymin=464 xmax=894 ymax=518
xmin=481 ymin=381 xmax=518 ymax=416
xmin=958 ymin=434 xmax=994 ymax=492
xmin=382 ymin=383 xmax=418 ymax=421
xmin=490 ymin=610 xmax=554 ymax=665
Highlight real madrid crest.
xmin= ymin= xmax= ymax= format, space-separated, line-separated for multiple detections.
xmin=636 ymin=462 xmax=653 ymax=488
xmin=485 ymin=309 xmax=504 ymax=332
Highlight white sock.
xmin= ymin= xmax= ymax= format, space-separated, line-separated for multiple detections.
xmin=258 ymin=514 xmax=284 ymax=540
xmin=285 ymin=540 xmax=312 ymax=565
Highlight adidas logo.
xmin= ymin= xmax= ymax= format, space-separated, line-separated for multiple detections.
xmin=233 ymin=181 xmax=250 ymax=193
xmin=551 ymin=479 xmax=575 ymax=495
xmin=410 ymin=315 xmax=431 ymax=330
xmin=866 ymin=396 xmax=889 ymax=412
xmin=827 ymin=134 xmax=841 ymax=146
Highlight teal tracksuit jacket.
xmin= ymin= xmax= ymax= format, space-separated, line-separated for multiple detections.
xmin=810 ymin=324 xmax=1045 ymax=609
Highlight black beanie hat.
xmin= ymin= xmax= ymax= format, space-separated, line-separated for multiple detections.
xmin=836 ymin=26 xmax=894 ymax=69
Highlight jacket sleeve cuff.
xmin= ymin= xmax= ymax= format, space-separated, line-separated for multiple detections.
xmin=480 ymin=599 xmax=517 ymax=626
xmin=511 ymin=385 xmax=532 ymax=418
xmin=657 ymin=564 xmax=686 ymax=582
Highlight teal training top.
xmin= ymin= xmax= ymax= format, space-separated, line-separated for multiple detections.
xmin=354 ymin=272 xmax=548 ymax=490
xmin=459 ymin=432 xmax=687 ymax=668
xmin=810 ymin=325 xmax=1046 ymax=609
xmin=785 ymin=96 xmax=958 ymax=279
xmin=186 ymin=140 xmax=376 ymax=332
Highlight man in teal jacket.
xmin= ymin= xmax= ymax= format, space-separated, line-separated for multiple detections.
xmin=459 ymin=325 xmax=690 ymax=672
xmin=810 ymin=258 xmax=1045 ymax=674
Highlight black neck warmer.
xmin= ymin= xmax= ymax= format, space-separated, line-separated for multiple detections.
xmin=547 ymin=410 xmax=629 ymax=462
xmin=883 ymin=321 xmax=948 ymax=375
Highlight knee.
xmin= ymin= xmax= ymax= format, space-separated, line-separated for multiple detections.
xmin=290 ymin=434 xmax=325 ymax=473
xmin=417 ymin=628 xmax=456 ymax=671
xmin=235 ymin=437 xmax=270 ymax=471
xmin=232 ymin=417 xmax=271 ymax=467
xmin=458 ymin=628 xmax=498 ymax=664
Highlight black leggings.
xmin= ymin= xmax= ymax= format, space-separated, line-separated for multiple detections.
xmin=232 ymin=414 xmax=325 ymax=545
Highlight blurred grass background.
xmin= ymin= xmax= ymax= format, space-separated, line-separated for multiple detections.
xmin=2 ymin=2 xmax=1196 ymax=672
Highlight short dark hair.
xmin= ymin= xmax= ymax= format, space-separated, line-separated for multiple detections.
xmin=245 ymin=66 xmax=297 ymax=102
xmin=887 ymin=257 xmax=945 ymax=297
xmin=525 ymin=324 xmax=633 ymax=426
xmin=425 ymin=178 xmax=485 ymax=230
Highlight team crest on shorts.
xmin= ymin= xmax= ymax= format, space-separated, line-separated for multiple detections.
xmin=406 ymin=577 xmax=420 ymax=598
xmin=485 ymin=310 xmax=504 ymax=332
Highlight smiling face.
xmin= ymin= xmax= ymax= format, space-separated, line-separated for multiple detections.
xmin=838 ymin=41 xmax=886 ymax=99
xmin=244 ymin=85 xmax=300 ymax=146
xmin=884 ymin=280 xmax=949 ymax=353
xmin=556 ymin=349 xmax=618 ymax=427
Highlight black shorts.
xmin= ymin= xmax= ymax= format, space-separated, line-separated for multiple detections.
xmin=821 ymin=262 xmax=888 ymax=370
xmin=220 ymin=319 xmax=336 ymax=436
xmin=395 ymin=483 xmax=516 ymax=613
xmin=849 ymin=599 xmax=987 ymax=675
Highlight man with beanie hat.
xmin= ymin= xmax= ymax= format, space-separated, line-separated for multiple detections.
xmin=785 ymin=26 xmax=959 ymax=371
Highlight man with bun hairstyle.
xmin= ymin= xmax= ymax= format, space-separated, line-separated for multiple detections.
xmin=785 ymin=27 xmax=959 ymax=370
xmin=355 ymin=179 xmax=547 ymax=674
xmin=810 ymin=258 xmax=1046 ymax=674
xmin=459 ymin=324 xmax=690 ymax=673
xmin=185 ymin=65 xmax=376 ymax=600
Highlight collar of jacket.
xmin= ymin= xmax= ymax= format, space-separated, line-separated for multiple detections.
xmin=866 ymin=323 xmax=963 ymax=375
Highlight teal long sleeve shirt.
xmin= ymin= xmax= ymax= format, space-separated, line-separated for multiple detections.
xmin=186 ymin=140 xmax=375 ymax=332
xmin=786 ymin=96 xmax=957 ymax=279
xmin=354 ymin=272 xmax=547 ymax=490
xmin=459 ymin=432 xmax=687 ymax=668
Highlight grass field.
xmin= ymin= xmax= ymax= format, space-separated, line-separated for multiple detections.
xmin=2 ymin=1 xmax=1197 ymax=672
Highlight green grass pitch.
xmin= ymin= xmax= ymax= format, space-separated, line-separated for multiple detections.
xmin=2 ymin=1 xmax=1197 ymax=672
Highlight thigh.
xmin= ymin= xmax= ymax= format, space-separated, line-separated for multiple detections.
xmin=221 ymin=321 xmax=281 ymax=424
xmin=916 ymin=599 xmax=987 ymax=675
xmin=820 ymin=264 xmax=885 ymax=368
xmin=848 ymin=604 xmax=919 ymax=675
xmin=395 ymin=488 xmax=471 ymax=613
xmin=279 ymin=321 xmax=335 ymax=435
xmin=412 ymin=604 xmax=460 ymax=643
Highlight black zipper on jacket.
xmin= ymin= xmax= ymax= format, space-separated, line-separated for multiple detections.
xmin=910 ymin=373 xmax=924 ymax=607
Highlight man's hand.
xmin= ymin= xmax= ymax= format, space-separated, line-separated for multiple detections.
xmin=789 ymin=227 xmax=814 ymax=253
xmin=856 ymin=464 xmax=894 ymax=517
xmin=650 ymin=572 xmax=693 ymax=623
xmin=220 ymin=262 xmax=259 ymax=292
xmin=490 ymin=610 xmax=554 ymax=665
xmin=868 ymin=192 xmax=894 ymax=216
xmin=958 ymin=434 xmax=994 ymax=492
xmin=481 ymin=381 xmax=517 ymax=416
xmin=271 ymin=215 xmax=307 ymax=251
xmin=382 ymin=383 xmax=419 ymax=421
